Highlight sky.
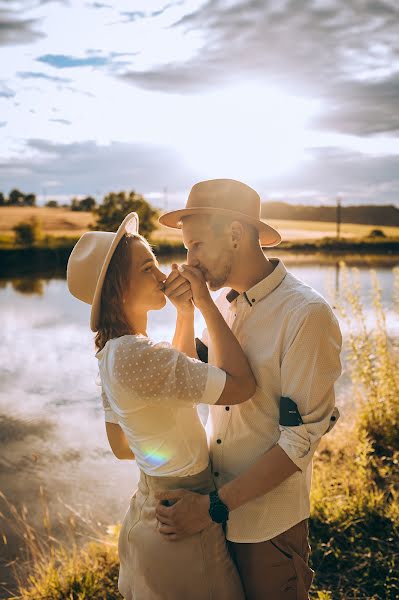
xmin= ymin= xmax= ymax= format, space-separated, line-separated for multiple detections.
xmin=1 ymin=0 xmax=399 ymax=209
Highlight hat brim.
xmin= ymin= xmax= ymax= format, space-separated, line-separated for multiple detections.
xmin=90 ymin=212 xmax=139 ymax=332
xmin=159 ymin=207 xmax=281 ymax=247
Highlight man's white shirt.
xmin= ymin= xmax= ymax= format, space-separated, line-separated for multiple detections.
xmin=201 ymin=257 xmax=342 ymax=542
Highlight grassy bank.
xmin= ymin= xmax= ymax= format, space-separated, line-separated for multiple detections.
xmin=1 ymin=266 xmax=398 ymax=599
xmin=1 ymin=234 xmax=399 ymax=277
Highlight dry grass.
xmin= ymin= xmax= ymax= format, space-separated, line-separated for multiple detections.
xmin=0 ymin=207 xmax=94 ymax=238
xmin=309 ymin=265 xmax=399 ymax=599
xmin=2 ymin=207 xmax=399 ymax=242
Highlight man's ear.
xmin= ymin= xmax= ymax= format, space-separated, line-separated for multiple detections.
xmin=230 ymin=220 xmax=244 ymax=246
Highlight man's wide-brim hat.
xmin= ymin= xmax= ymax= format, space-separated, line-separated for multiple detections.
xmin=67 ymin=212 xmax=139 ymax=332
xmin=159 ymin=178 xmax=281 ymax=247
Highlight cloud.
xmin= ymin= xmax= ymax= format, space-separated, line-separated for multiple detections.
xmin=0 ymin=0 xmax=60 ymax=47
xmin=37 ymin=54 xmax=109 ymax=69
xmin=0 ymin=139 xmax=196 ymax=198
xmin=17 ymin=71 xmax=72 ymax=83
xmin=0 ymin=81 xmax=15 ymax=97
xmin=49 ymin=118 xmax=71 ymax=125
xmin=89 ymin=1 xmax=112 ymax=8
xmin=0 ymin=12 xmax=44 ymax=46
xmin=258 ymin=147 xmax=399 ymax=204
xmin=120 ymin=0 xmax=399 ymax=138
xmin=314 ymin=74 xmax=399 ymax=136
xmin=120 ymin=10 xmax=146 ymax=22
xmin=0 ymin=138 xmax=398 ymax=205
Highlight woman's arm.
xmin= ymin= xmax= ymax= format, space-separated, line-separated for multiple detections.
xmin=172 ymin=310 xmax=197 ymax=357
xmin=105 ymin=422 xmax=135 ymax=460
xmin=179 ymin=265 xmax=256 ymax=405
xmin=165 ymin=264 xmax=197 ymax=358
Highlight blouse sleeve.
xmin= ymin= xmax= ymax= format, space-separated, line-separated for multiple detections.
xmin=110 ymin=336 xmax=226 ymax=409
xmin=101 ymin=387 xmax=120 ymax=424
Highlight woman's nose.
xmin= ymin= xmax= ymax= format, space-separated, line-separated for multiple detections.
xmin=156 ymin=268 xmax=167 ymax=282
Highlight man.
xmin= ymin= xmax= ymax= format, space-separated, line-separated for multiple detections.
xmin=156 ymin=179 xmax=342 ymax=599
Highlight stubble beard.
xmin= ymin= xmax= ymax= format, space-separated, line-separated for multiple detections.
xmin=202 ymin=250 xmax=234 ymax=291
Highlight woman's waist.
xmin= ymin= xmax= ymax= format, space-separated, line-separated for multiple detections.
xmin=137 ymin=460 xmax=215 ymax=495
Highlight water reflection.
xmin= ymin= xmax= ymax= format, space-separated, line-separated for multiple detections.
xmin=11 ymin=277 xmax=44 ymax=295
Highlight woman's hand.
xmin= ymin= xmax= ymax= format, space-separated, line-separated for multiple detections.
xmin=177 ymin=264 xmax=213 ymax=310
xmin=164 ymin=264 xmax=194 ymax=314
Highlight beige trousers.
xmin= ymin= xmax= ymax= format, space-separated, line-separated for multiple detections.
xmin=118 ymin=464 xmax=245 ymax=600
xmin=228 ymin=519 xmax=314 ymax=600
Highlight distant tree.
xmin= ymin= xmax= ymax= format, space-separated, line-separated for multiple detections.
xmin=0 ymin=192 xmax=5 ymax=206
xmin=79 ymin=196 xmax=97 ymax=212
xmin=92 ymin=191 xmax=159 ymax=237
xmin=45 ymin=200 xmax=59 ymax=208
xmin=25 ymin=193 xmax=36 ymax=206
xmin=70 ymin=196 xmax=97 ymax=212
xmin=13 ymin=217 xmax=42 ymax=246
xmin=8 ymin=188 xmax=25 ymax=205
xmin=70 ymin=197 xmax=81 ymax=211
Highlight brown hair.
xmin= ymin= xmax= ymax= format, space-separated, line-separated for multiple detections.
xmin=94 ymin=232 xmax=152 ymax=352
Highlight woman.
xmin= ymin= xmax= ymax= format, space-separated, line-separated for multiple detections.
xmin=67 ymin=212 xmax=256 ymax=600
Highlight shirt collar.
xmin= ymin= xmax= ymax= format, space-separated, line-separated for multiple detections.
xmin=226 ymin=258 xmax=287 ymax=308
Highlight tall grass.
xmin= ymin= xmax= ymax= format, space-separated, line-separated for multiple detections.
xmin=2 ymin=265 xmax=399 ymax=599
xmin=0 ymin=488 xmax=121 ymax=599
xmin=310 ymin=264 xmax=399 ymax=599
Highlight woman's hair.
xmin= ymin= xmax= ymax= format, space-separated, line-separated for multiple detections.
xmin=94 ymin=232 xmax=152 ymax=352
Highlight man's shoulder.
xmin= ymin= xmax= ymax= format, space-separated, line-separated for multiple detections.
xmin=280 ymin=271 xmax=333 ymax=313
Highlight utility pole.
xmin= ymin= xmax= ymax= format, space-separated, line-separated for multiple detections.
xmin=163 ymin=186 xmax=168 ymax=212
xmin=336 ymin=195 xmax=342 ymax=239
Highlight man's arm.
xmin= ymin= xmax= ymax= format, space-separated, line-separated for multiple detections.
xmin=155 ymin=301 xmax=342 ymax=537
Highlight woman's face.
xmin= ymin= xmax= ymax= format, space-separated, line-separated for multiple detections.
xmin=126 ymin=238 xmax=167 ymax=312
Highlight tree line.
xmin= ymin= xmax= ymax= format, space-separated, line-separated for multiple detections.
xmin=0 ymin=188 xmax=97 ymax=211
xmin=261 ymin=201 xmax=399 ymax=226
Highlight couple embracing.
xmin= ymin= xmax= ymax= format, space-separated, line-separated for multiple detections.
xmin=67 ymin=179 xmax=342 ymax=600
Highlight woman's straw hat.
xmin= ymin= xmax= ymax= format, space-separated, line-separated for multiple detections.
xmin=159 ymin=179 xmax=281 ymax=247
xmin=67 ymin=212 xmax=139 ymax=332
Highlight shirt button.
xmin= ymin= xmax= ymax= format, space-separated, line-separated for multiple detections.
xmin=214 ymin=472 xmax=219 ymax=477
xmin=217 ymin=439 xmax=222 ymax=444
xmin=225 ymin=406 xmax=230 ymax=411
xmin=252 ymin=298 xmax=256 ymax=303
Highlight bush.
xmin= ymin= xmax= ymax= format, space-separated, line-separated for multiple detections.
xmin=368 ymin=229 xmax=386 ymax=238
xmin=45 ymin=200 xmax=59 ymax=208
xmin=13 ymin=217 xmax=42 ymax=246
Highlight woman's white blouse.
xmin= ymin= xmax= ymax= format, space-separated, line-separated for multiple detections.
xmin=96 ymin=334 xmax=226 ymax=477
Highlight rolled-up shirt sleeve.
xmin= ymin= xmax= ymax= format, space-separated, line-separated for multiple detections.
xmin=101 ymin=387 xmax=120 ymax=424
xmin=277 ymin=301 xmax=342 ymax=471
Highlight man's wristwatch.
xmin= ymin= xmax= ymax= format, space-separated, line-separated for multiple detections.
xmin=208 ymin=490 xmax=229 ymax=524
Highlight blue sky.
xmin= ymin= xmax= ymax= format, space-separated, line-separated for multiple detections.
xmin=1 ymin=0 xmax=399 ymax=209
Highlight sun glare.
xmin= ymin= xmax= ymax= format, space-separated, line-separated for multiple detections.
xmin=181 ymin=83 xmax=321 ymax=180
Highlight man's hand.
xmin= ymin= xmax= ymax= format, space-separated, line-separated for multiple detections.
xmin=164 ymin=263 xmax=193 ymax=314
xmin=155 ymin=489 xmax=212 ymax=541
xmin=177 ymin=264 xmax=212 ymax=310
